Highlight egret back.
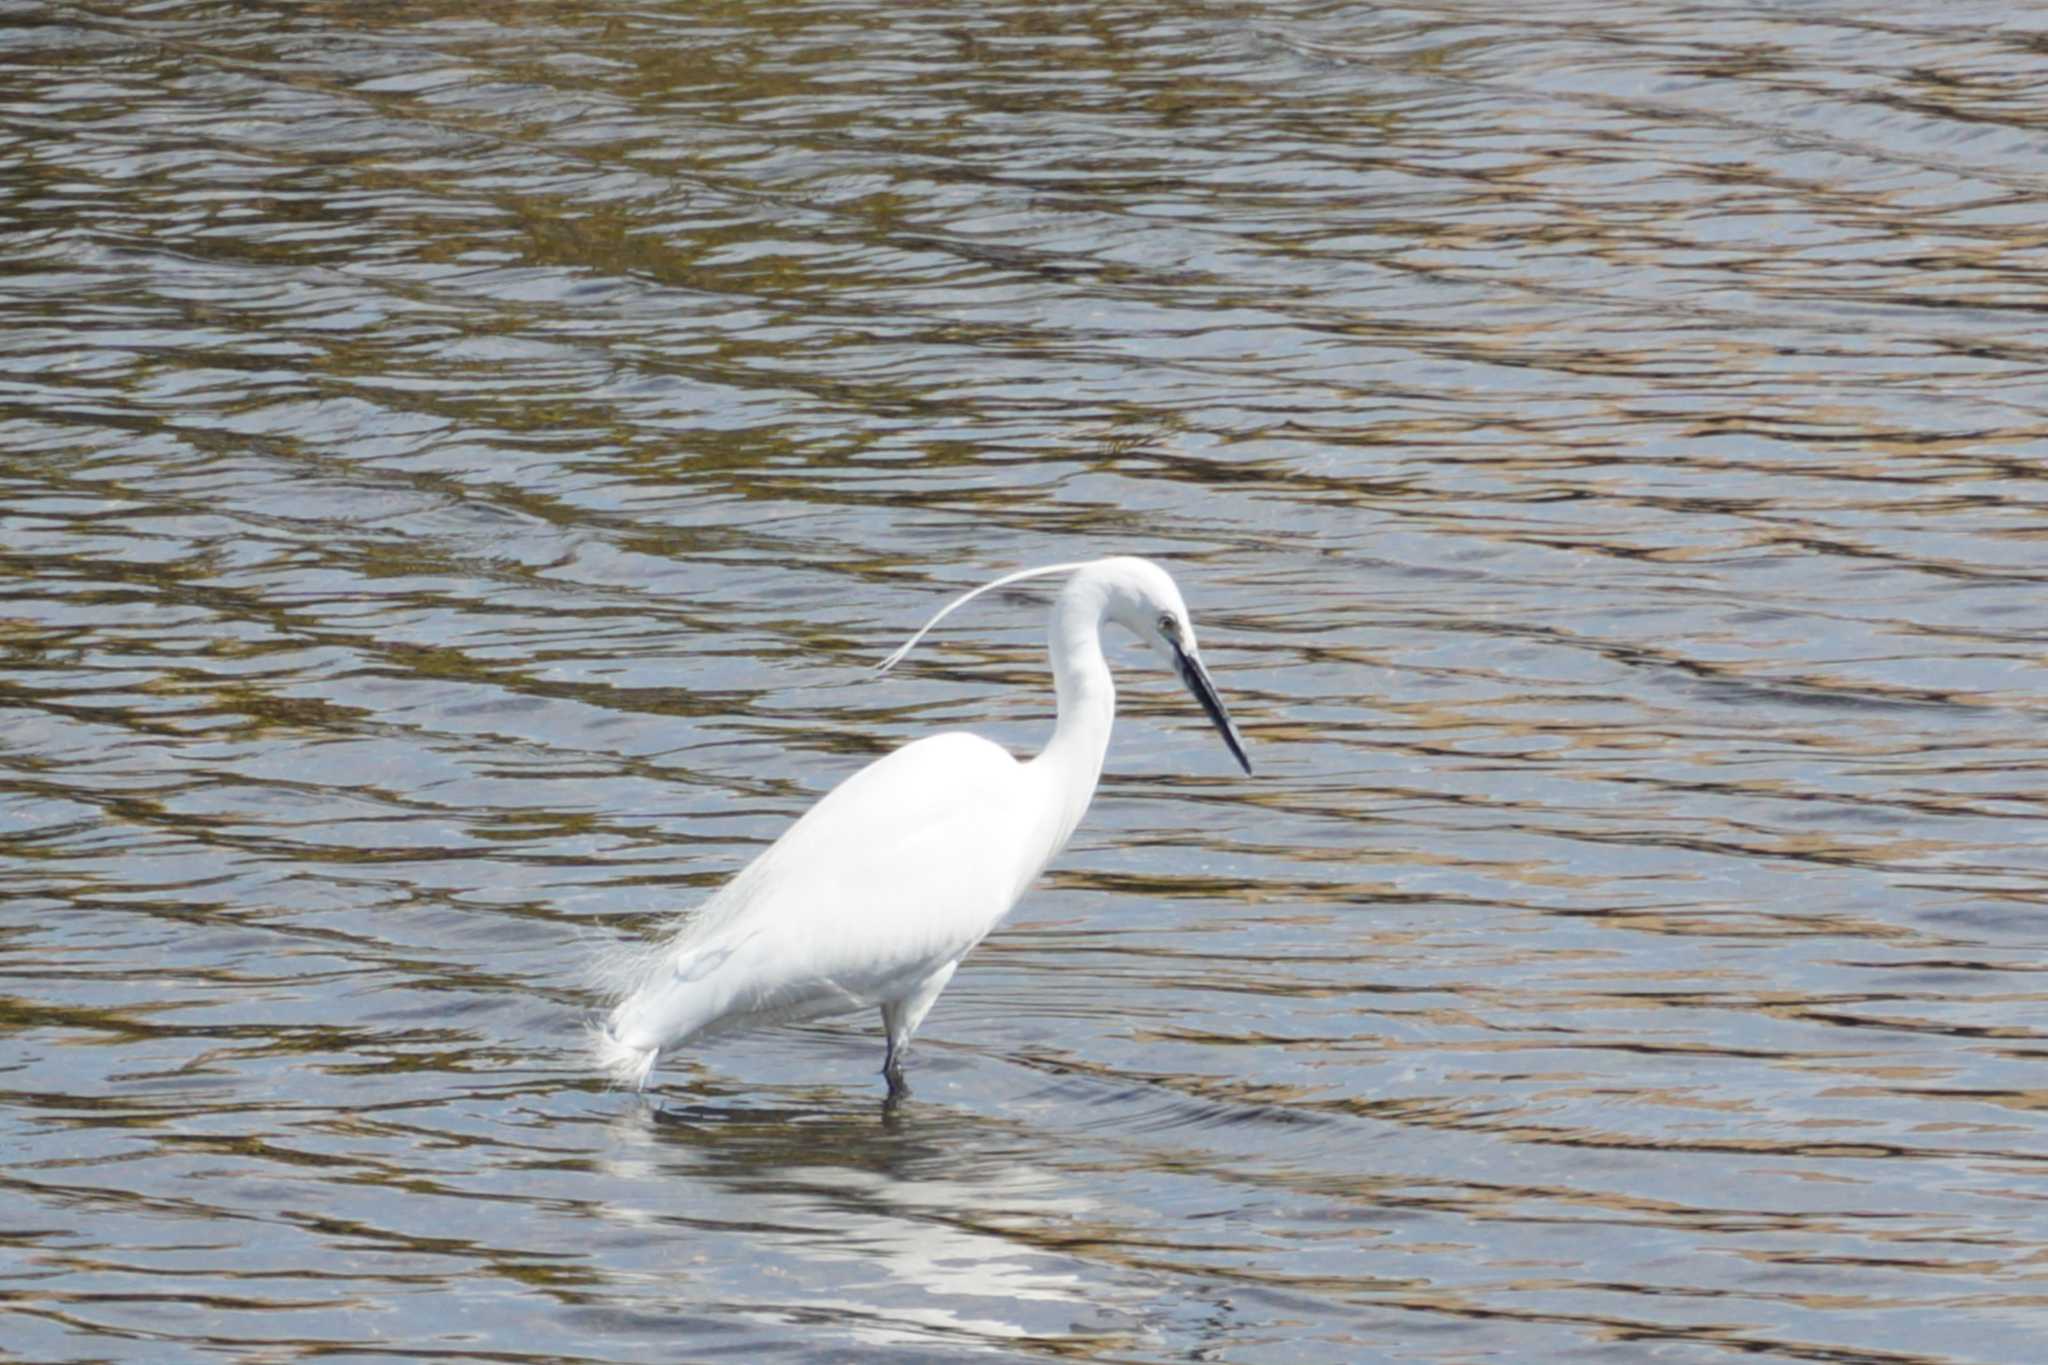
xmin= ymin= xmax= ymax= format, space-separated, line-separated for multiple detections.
xmin=597 ymin=731 xmax=1061 ymax=1084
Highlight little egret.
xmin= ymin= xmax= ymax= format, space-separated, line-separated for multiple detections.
xmin=592 ymin=556 xmax=1251 ymax=1099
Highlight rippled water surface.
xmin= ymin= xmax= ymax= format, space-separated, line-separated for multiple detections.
xmin=6 ymin=2 xmax=2048 ymax=1361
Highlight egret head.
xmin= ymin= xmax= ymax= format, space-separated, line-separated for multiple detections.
xmin=1093 ymin=557 xmax=1252 ymax=775
xmin=879 ymin=556 xmax=1252 ymax=775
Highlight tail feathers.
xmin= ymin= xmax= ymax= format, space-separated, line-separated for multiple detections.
xmin=590 ymin=1019 xmax=659 ymax=1091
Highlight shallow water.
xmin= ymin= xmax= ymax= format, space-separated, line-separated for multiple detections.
xmin=5 ymin=2 xmax=2048 ymax=1361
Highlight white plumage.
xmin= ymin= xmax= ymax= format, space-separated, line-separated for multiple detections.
xmin=592 ymin=556 xmax=1251 ymax=1098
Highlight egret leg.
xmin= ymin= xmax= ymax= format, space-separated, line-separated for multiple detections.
xmin=880 ymin=1023 xmax=909 ymax=1099
xmin=878 ymin=960 xmax=959 ymax=1097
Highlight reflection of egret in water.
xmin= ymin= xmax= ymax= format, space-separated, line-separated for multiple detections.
xmin=593 ymin=557 xmax=1252 ymax=1098
xmin=589 ymin=1097 xmax=1150 ymax=1354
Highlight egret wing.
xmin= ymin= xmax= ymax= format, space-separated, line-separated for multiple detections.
xmin=606 ymin=732 xmax=1048 ymax=1055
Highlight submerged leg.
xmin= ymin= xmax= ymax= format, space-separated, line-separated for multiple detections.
xmin=880 ymin=1020 xmax=909 ymax=1099
xmin=878 ymin=960 xmax=959 ymax=1098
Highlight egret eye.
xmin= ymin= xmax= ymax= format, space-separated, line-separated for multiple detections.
xmin=1157 ymin=612 xmax=1180 ymax=640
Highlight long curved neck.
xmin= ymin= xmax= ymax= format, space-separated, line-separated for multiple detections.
xmin=1028 ymin=578 xmax=1116 ymax=856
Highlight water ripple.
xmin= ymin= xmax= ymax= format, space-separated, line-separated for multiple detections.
xmin=4 ymin=0 xmax=2047 ymax=1361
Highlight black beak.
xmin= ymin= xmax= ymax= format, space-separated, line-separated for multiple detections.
xmin=1172 ymin=641 xmax=1252 ymax=775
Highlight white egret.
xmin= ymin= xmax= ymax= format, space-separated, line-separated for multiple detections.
xmin=592 ymin=556 xmax=1251 ymax=1099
